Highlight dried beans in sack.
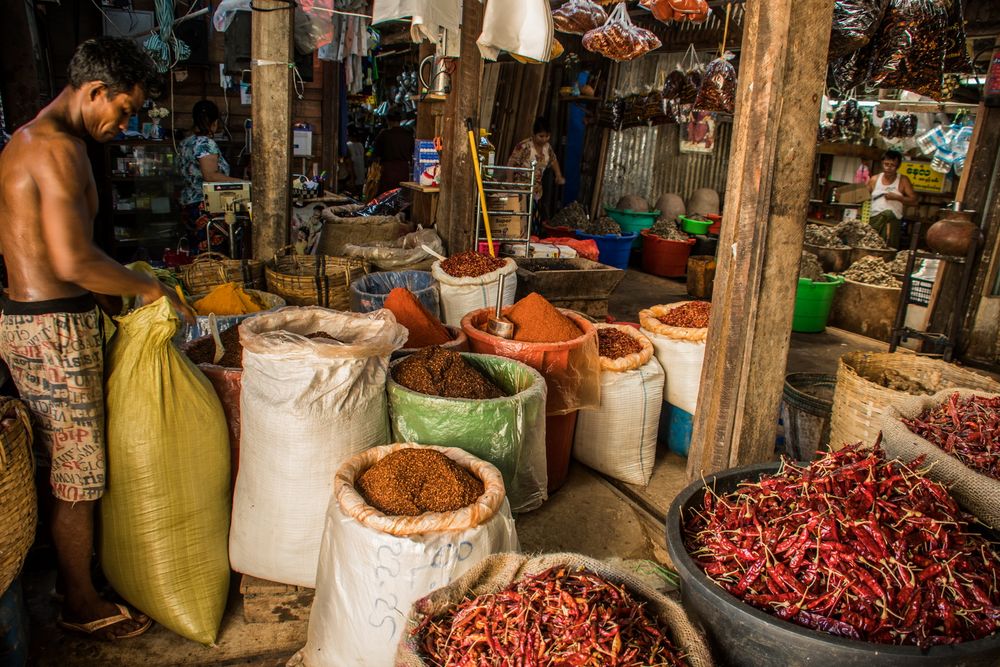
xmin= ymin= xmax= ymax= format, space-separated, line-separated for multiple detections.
xmin=552 ymin=0 xmax=607 ymax=35
xmin=582 ymin=2 xmax=661 ymax=62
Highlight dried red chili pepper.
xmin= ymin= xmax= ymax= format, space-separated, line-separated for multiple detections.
xmin=684 ymin=444 xmax=1000 ymax=649
xmin=902 ymin=392 xmax=1000 ymax=481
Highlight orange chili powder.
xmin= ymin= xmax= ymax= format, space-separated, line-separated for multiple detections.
xmin=384 ymin=288 xmax=453 ymax=349
xmin=507 ymin=292 xmax=583 ymax=343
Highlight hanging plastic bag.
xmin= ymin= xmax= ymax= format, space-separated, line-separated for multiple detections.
xmin=582 ymin=2 xmax=662 ymax=62
xmin=830 ymin=44 xmax=874 ymax=92
xmin=101 ymin=298 xmax=230 ymax=645
xmin=388 ymin=354 xmax=549 ymax=512
xmin=679 ymin=44 xmax=703 ymax=105
xmin=694 ymin=52 xmax=737 ymax=114
xmin=867 ymin=0 xmax=949 ymax=100
xmin=573 ymin=325 xmax=664 ymax=486
xmin=478 ymin=0 xmax=555 ymax=63
xmin=552 ymin=0 xmax=608 ymax=35
xmin=828 ymin=0 xmax=890 ymax=60
xmin=230 ymin=307 xmax=407 ymax=588
xmin=942 ymin=0 xmax=974 ymax=76
xmin=294 ymin=444 xmax=518 ymax=667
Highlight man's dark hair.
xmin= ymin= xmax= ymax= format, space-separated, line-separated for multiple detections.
xmin=192 ymin=100 xmax=221 ymax=135
xmin=883 ymin=149 xmax=903 ymax=165
xmin=68 ymin=37 xmax=161 ymax=99
xmin=533 ymin=117 xmax=551 ymax=135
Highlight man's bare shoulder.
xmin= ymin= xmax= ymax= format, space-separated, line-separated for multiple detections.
xmin=3 ymin=121 xmax=88 ymax=182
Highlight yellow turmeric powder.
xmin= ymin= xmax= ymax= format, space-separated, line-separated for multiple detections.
xmin=193 ymin=283 xmax=266 ymax=316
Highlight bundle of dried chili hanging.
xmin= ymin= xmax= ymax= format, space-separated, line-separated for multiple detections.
xmin=684 ymin=443 xmax=1000 ymax=648
xmin=902 ymin=392 xmax=1000 ymax=481
xmin=416 ymin=566 xmax=688 ymax=666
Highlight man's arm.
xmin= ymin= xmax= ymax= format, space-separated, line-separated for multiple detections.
xmin=892 ymin=176 xmax=919 ymax=207
xmin=550 ymin=151 xmax=565 ymax=185
xmin=37 ymin=139 xmax=179 ymax=305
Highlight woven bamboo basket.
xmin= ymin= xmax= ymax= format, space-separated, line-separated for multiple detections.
xmin=178 ymin=252 xmax=266 ymax=294
xmin=265 ymin=246 xmax=369 ymax=308
xmin=0 ymin=398 xmax=37 ymax=594
xmin=829 ymin=351 xmax=1000 ymax=450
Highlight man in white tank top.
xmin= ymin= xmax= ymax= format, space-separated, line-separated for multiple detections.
xmin=866 ymin=150 xmax=917 ymax=248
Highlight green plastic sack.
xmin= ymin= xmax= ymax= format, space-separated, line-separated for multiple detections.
xmin=100 ymin=297 xmax=231 ymax=645
xmin=387 ymin=353 xmax=548 ymax=513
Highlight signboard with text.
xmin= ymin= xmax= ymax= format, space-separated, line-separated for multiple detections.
xmin=901 ymin=161 xmax=948 ymax=193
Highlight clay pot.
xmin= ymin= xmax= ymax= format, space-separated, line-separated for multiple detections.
xmin=926 ymin=209 xmax=982 ymax=257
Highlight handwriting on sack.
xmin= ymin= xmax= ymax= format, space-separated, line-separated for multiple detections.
xmin=368 ymin=539 xmax=477 ymax=640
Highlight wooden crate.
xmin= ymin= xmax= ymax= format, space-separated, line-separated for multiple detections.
xmin=239 ymin=574 xmax=315 ymax=624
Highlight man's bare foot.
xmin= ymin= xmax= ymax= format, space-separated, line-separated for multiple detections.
xmin=59 ymin=598 xmax=152 ymax=641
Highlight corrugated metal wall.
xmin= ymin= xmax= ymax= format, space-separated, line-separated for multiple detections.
xmin=601 ymin=54 xmax=733 ymax=208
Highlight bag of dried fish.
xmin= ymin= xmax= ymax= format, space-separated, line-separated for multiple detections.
xmin=867 ymin=0 xmax=949 ymax=100
xmin=582 ymin=2 xmax=662 ymax=62
xmin=829 ymin=0 xmax=890 ymax=60
xmin=694 ymin=52 xmax=736 ymax=114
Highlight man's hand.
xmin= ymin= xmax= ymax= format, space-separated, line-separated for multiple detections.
xmin=555 ymin=176 xmax=566 ymax=186
xmin=140 ymin=279 xmax=196 ymax=324
xmin=884 ymin=192 xmax=902 ymax=202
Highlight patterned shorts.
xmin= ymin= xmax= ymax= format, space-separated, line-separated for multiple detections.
xmin=0 ymin=295 xmax=105 ymax=502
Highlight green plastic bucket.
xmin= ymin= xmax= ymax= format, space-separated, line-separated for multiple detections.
xmin=605 ymin=207 xmax=660 ymax=248
xmin=792 ymin=274 xmax=844 ymax=333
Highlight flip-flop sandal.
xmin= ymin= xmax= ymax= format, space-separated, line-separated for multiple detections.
xmin=57 ymin=603 xmax=153 ymax=641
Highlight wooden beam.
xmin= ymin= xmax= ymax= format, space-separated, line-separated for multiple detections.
xmin=321 ymin=59 xmax=338 ymax=191
xmin=686 ymin=0 xmax=835 ymax=478
xmin=251 ymin=1 xmax=294 ymax=260
xmin=436 ymin=0 xmax=485 ymax=253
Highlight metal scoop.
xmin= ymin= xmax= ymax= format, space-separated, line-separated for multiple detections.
xmin=487 ymin=273 xmax=514 ymax=339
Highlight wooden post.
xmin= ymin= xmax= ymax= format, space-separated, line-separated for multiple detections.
xmin=436 ymin=0 xmax=485 ymax=253
xmin=321 ymin=60 xmax=339 ymax=192
xmin=686 ymin=0 xmax=835 ymax=478
xmin=251 ymin=1 xmax=294 ymax=260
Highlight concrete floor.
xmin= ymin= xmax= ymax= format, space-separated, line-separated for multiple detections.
xmin=21 ymin=268 xmax=888 ymax=666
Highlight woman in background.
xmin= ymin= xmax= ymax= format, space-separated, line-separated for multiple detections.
xmin=178 ymin=100 xmax=242 ymax=253
xmin=508 ymin=117 xmax=564 ymax=225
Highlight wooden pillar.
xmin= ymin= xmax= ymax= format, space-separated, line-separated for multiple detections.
xmin=437 ymin=0 xmax=485 ymax=254
xmin=321 ymin=60 xmax=339 ymax=192
xmin=251 ymin=1 xmax=294 ymax=260
xmin=686 ymin=0 xmax=835 ymax=478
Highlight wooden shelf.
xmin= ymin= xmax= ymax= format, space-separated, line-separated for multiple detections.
xmin=816 ymin=143 xmax=883 ymax=160
xmin=400 ymin=181 xmax=440 ymax=194
xmin=411 ymin=93 xmax=447 ymax=103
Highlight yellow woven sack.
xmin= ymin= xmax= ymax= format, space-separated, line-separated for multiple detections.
xmin=100 ymin=297 xmax=231 ymax=645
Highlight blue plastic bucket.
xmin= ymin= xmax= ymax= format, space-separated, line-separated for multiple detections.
xmin=575 ymin=231 xmax=638 ymax=269
xmin=350 ymin=270 xmax=440 ymax=317
xmin=658 ymin=402 xmax=694 ymax=457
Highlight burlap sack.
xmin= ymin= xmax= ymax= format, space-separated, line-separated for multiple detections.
xmin=881 ymin=388 xmax=1000 ymax=530
xmin=395 ymin=552 xmax=714 ymax=667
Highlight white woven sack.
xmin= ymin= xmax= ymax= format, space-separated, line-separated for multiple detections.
xmin=640 ymin=330 xmax=704 ymax=415
xmin=294 ymin=444 xmax=518 ymax=667
xmin=431 ymin=258 xmax=517 ymax=327
xmin=230 ymin=307 xmax=407 ymax=587
xmin=574 ymin=358 xmax=664 ymax=485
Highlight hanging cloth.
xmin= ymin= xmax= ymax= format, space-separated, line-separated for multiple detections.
xmin=372 ymin=0 xmax=462 ymax=57
xmin=477 ymin=0 xmax=554 ymax=63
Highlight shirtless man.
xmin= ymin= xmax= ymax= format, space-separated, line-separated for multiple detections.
xmin=0 ymin=37 xmax=188 ymax=640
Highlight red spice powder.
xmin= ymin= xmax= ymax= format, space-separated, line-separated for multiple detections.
xmin=383 ymin=288 xmax=452 ymax=348
xmin=507 ymin=292 xmax=582 ymax=343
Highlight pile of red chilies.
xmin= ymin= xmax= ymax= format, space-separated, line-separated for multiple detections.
xmin=684 ymin=444 xmax=1000 ymax=649
xmin=416 ymin=567 xmax=687 ymax=666
xmin=903 ymin=392 xmax=1000 ymax=481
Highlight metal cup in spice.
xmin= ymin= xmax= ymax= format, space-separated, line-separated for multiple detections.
xmin=356 ymin=448 xmax=484 ymax=516
xmin=393 ymin=346 xmax=507 ymax=400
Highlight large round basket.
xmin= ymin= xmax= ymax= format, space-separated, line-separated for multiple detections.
xmin=178 ymin=252 xmax=266 ymax=294
xmin=0 ymin=398 xmax=37 ymax=594
xmin=829 ymin=351 xmax=1000 ymax=450
xmin=265 ymin=246 xmax=369 ymax=308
